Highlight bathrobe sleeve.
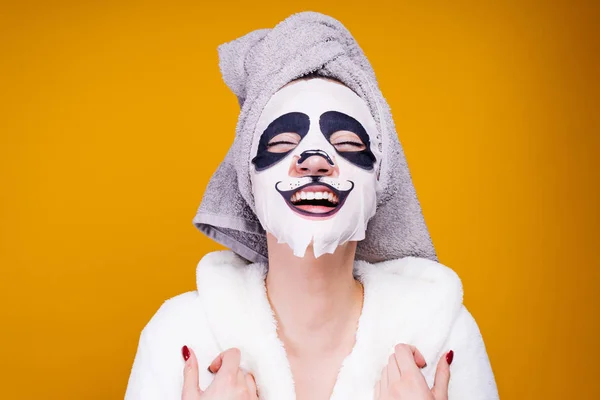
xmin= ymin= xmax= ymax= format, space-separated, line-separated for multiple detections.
xmin=125 ymin=326 xmax=172 ymax=400
xmin=444 ymin=306 xmax=500 ymax=399
xmin=125 ymin=292 xmax=211 ymax=400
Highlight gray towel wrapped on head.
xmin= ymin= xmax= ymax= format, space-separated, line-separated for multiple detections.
xmin=193 ymin=11 xmax=437 ymax=264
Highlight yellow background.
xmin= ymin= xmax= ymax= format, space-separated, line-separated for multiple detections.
xmin=1 ymin=0 xmax=598 ymax=398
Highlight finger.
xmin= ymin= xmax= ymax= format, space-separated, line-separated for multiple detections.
xmin=218 ymin=348 xmax=242 ymax=376
xmin=245 ymin=373 xmax=258 ymax=400
xmin=380 ymin=364 xmax=389 ymax=389
xmin=386 ymin=353 xmax=401 ymax=382
xmin=412 ymin=346 xmax=427 ymax=369
xmin=237 ymin=369 xmax=246 ymax=387
xmin=431 ymin=350 xmax=452 ymax=400
xmin=393 ymin=344 xmax=421 ymax=375
xmin=181 ymin=346 xmax=202 ymax=399
xmin=394 ymin=344 xmax=427 ymax=368
xmin=208 ymin=352 xmax=224 ymax=374
xmin=235 ymin=369 xmax=254 ymax=399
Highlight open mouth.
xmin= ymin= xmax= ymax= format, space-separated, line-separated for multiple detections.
xmin=275 ymin=181 xmax=354 ymax=218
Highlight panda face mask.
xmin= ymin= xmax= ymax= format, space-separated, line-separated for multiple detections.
xmin=250 ymin=78 xmax=380 ymax=258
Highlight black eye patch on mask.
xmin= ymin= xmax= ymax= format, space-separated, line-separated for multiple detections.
xmin=251 ymin=112 xmax=310 ymax=171
xmin=319 ymin=111 xmax=376 ymax=170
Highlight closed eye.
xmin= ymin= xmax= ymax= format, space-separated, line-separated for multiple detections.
xmin=267 ymin=141 xmax=298 ymax=146
xmin=333 ymin=141 xmax=364 ymax=147
xmin=267 ymin=132 xmax=301 ymax=153
xmin=330 ymin=131 xmax=366 ymax=152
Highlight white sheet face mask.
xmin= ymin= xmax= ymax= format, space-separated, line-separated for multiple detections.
xmin=250 ymin=78 xmax=380 ymax=258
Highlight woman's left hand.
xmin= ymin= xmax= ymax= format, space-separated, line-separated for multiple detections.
xmin=374 ymin=344 xmax=452 ymax=400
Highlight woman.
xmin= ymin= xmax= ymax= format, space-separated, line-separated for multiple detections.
xmin=125 ymin=12 xmax=498 ymax=400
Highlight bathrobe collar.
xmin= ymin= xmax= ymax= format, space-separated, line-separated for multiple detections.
xmin=196 ymin=250 xmax=463 ymax=400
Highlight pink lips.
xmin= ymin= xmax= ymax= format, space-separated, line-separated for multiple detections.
xmin=295 ymin=204 xmax=335 ymax=214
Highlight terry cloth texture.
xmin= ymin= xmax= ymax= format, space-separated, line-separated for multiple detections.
xmin=193 ymin=11 xmax=437 ymax=264
xmin=125 ymin=251 xmax=499 ymax=399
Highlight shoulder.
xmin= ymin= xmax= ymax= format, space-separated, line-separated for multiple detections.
xmin=449 ymin=306 xmax=483 ymax=340
xmin=356 ymin=256 xmax=464 ymax=313
xmin=443 ymin=305 xmax=490 ymax=359
xmin=127 ymin=291 xmax=205 ymax=395
xmin=445 ymin=306 xmax=500 ymax=399
xmin=137 ymin=290 xmax=212 ymax=367
xmin=134 ymin=290 xmax=219 ymax=381
xmin=142 ymin=291 xmax=200 ymax=340
xmin=142 ymin=250 xmax=256 ymax=340
xmin=354 ymin=256 xmax=469 ymax=368
xmin=360 ymin=256 xmax=462 ymax=285
xmin=126 ymin=252 xmax=252 ymax=398
xmin=445 ymin=305 xmax=494 ymax=371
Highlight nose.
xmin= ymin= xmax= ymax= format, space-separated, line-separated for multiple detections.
xmin=293 ymin=153 xmax=336 ymax=177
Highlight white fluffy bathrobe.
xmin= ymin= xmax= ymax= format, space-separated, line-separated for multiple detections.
xmin=125 ymin=250 xmax=499 ymax=399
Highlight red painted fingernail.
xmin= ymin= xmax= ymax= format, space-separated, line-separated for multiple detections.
xmin=207 ymin=365 xmax=213 ymax=373
xmin=446 ymin=350 xmax=454 ymax=365
xmin=182 ymin=345 xmax=190 ymax=361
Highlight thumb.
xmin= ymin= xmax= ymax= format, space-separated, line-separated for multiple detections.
xmin=431 ymin=350 xmax=453 ymax=400
xmin=182 ymin=345 xmax=202 ymax=400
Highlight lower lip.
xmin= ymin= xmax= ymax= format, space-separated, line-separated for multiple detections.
xmin=294 ymin=204 xmax=337 ymax=214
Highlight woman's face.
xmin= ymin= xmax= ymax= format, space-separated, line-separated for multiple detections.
xmin=250 ymin=78 xmax=379 ymax=258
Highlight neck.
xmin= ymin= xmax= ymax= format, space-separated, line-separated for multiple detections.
xmin=265 ymin=233 xmax=364 ymax=356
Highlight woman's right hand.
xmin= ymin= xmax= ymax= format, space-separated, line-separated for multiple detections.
xmin=181 ymin=346 xmax=258 ymax=400
xmin=374 ymin=344 xmax=453 ymax=400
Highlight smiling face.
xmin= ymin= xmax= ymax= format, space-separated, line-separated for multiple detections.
xmin=250 ymin=78 xmax=379 ymax=258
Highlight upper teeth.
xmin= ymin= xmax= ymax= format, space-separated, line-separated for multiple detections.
xmin=291 ymin=191 xmax=338 ymax=204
